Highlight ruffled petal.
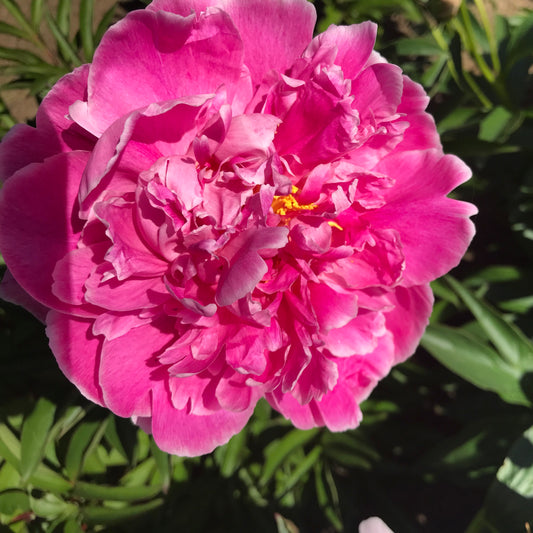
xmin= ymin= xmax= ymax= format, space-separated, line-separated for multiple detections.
xmin=74 ymin=9 xmax=244 ymax=135
xmin=99 ymin=320 xmax=176 ymax=417
xmin=148 ymin=0 xmax=317 ymax=85
xmin=367 ymin=150 xmax=477 ymax=286
xmin=0 ymin=151 xmax=91 ymax=312
xmin=150 ymin=382 xmax=255 ymax=456
xmin=46 ymin=311 xmax=104 ymax=405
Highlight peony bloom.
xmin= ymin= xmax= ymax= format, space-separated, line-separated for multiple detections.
xmin=0 ymin=0 xmax=476 ymax=456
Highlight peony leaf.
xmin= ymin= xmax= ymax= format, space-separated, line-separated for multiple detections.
xmin=150 ymin=438 xmax=171 ymax=491
xmin=446 ymin=275 xmax=533 ymax=368
xmin=46 ymin=12 xmax=81 ymax=67
xmin=30 ymin=0 xmax=45 ymax=29
xmin=274 ymin=445 xmax=322 ymax=499
xmin=82 ymin=498 xmax=164 ymax=525
xmin=483 ymin=425 xmax=533 ymax=531
xmin=20 ymin=396 xmax=56 ymax=483
xmin=79 ymin=0 xmax=95 ymax=62
xmin=73 ymin=481 xmax=162 ymax=502
xmin=216 ymin=427 xmax=249 ymax=478
xmin=422 ymin=324 xmax=532 ymax=407
xmin=0 ymin=489 xmax=30 ymax=516
xmin=63 ymin=418 xmax=108 ymax=481
xmin=259 ymin=428 xmax=320 ymax=487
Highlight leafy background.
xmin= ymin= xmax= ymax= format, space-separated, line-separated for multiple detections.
xmin=0 ymin=0 xmax=532 ymax=531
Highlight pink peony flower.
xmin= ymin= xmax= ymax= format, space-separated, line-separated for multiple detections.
xmin=0 ymin=0 xmax=476 ymax=456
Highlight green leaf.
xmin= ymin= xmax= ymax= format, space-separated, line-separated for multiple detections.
xmin=321 ymin=431 xmax=379 ymax=470
xmin=46 ymin=12 xmax=81 ymax=67
xmin=394 ymin=36 xmax=446 ymax=56
xmin=64 ymin=418 xmax=108 ymax=481
xmin=0 ymin=20 xmax=30 ymax=40
xmin=478 ymin=107 xmax=523 ymax=143
xmin=447 ymin=276 xmax=533 ymax=368
xmin=82 ymin=498 xmax=164 ymax=525
xmin=422 ymin=324 xmax=531 ymax=407
xmin=73 ymin=481 xmax=162 ymax=502
xmin=149 ymin=439 xmax=171 ymax=491
xmin=79 ymin=0 xmax=94 ymax=62
xmin=0 ymin=46 xmax=43 ymax=64
xmin=259 ymin=428 xmax=319 ymax=487
xmin=55 ymin=0 xmax=71 ymax=35
xmin=216 ymin=428 xmax=248 ymax=478
xmin=30 ymin=0 xmax=45 ymax=30
xmin=1 ymin=0 xmax=36 ymax=40
xmin=30 ymin=492 xmax=76 ymax=521
xmin=483 ymin=425 xmax=533 ymax=531
xmin=274 ymin=445 xmax=322 ymax=499
xmin=0 ymin=490 xmax=30 ymax=515
xmin=20 ymin=397 xmax=56 ymax=483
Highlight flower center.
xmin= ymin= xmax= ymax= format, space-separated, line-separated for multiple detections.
xmin=271 ymin=185 xmax=318 ymax=216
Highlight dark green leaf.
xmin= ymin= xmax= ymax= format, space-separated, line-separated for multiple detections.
xmin=73 ymin=481 xmax=162 ymax=502
xmin=0 ymin=46 xmax=45 ymax=64
xmin=484 ymin=425 xmax=533 ymax=531
xmin=259 ymin=428 xmax=319 ymax=487
xmin=82 ymin=498 xmax=164 ymax=525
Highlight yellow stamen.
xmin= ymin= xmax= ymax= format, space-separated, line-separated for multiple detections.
xmin=328 ymin=221 xmax=344 ymax=231
xmin=272 ymin=185 xmax=318 ymax=216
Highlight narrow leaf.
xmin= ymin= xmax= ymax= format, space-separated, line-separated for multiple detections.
xmin=30 ymin=0 xmax=45 ymax=30
xmin=46 ymin=12 xmax=81 ymax=67
xmin=447 ymin=276 xmax=533 ymax=367
xmin=274 ymin=445 xmax=322 ymax=499
xmin=82 ymin=498 xmax=164 ymax=525
xmin=259 ymin=428 xmax=319 ymax=487
xmin=79 ymin=0 xmax=94 ymax=62
xmin=20 ymin=397 xmax=56 ymax=483
xmin=73 ymin=481 xmax=162 ymax=502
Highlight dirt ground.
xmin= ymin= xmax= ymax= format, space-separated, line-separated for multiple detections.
xmin=0 ymin=0 xmax=532 ymax=123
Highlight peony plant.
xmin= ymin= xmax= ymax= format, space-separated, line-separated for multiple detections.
xmin=0 ymin=0 xmax=476 ymax=456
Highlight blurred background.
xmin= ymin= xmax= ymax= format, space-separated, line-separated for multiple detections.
xmin=0 ymin=0 xmax=532 ymax=531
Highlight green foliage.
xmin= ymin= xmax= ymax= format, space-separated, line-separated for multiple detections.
xmin=1 ymin=0 xmax=533 ymax=532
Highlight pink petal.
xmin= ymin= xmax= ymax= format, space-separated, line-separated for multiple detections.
xmin=77 ymin=9 xmax=243 ymax=135
xmin=46 ymin=311 xmax=104 ymax=405
xmin=0 ymin=269 xmax=49 ymax=322
xmin=148 ymin=0 xmax=317 ymax=85
xmin=94 ymin=198 xmax=168 ymax=279
xmin=150 ymin=382 xmax=255 ymax=456
xmin=368 ymin=150 xmax=477 ymax=286
xmin=0 ymin=151 xmax=91 ymax=312
xmin=99 ymin=321 xmax=176 ymax=417
xmin=0 ymin=66 xmax=94 ymax=182
xmin=350 ymin=63 xmax=403 ymax=122
xmin=84 ymin=267 xmax=169 ymax=312
xmin=216 ymin=226 xmax=289 ymax=306
xmin=383 ymin=285 xmax=434 ymax=363
xmin=309 ymin=22 xmax=377 ymax=81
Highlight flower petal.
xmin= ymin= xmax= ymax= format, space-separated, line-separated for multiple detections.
xmin=46 ymin=311 xmax=104 ymax=405
xmin=0 ymin=151 xmax=91 ymax=312
xmin=150 ymin=382 xmax=255 ymax=456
